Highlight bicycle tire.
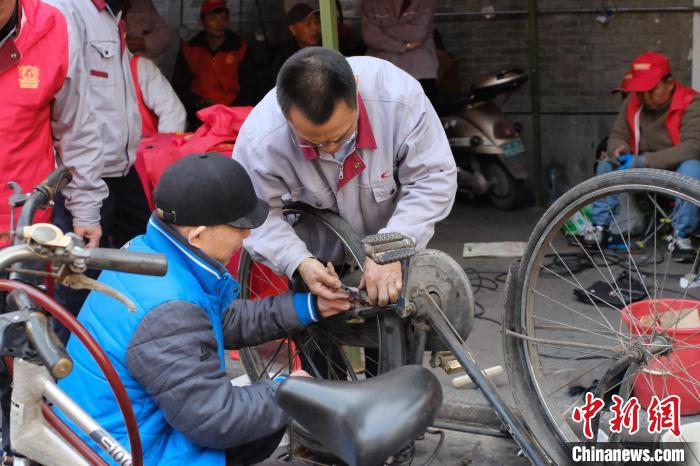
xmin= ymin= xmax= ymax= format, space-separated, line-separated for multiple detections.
xmin=504 ymin=169 xmax=700 ymax=464
xmin=238 ymin=203 xmax=406 ymax=382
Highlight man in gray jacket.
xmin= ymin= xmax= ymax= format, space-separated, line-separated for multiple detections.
xmin=46 ymin=0 xmax=150 ymax=249
xmin=233 ymin=47 xmax=457 ymax=307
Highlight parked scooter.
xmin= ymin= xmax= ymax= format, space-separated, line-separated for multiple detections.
xmin=435 ymin=68 xmax=529 ymax=210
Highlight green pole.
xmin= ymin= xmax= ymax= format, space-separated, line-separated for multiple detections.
xmin=319 ymin=0 xmax=339 ymax=50
xmin=527 ymin=0 xmax=543 ymax=207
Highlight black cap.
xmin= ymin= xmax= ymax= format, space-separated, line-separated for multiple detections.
xmin=154 ymin=153 xmax=269 ymax=229
xmin=286 ymin=3 xmax=318 ymax=25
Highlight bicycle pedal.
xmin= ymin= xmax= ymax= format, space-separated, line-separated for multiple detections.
xmin=370 ymin=247 xmax=416 ymax=265
xmin=362 ymin=232 xmax=406 ymax=246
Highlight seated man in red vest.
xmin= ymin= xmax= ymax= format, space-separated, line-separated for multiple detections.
xmin=171 ymin=0 xmax=251 ymax=129
xmin=587 ymin=52 xmax=700 ymax=262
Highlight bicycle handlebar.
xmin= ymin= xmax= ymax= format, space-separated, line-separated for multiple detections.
xmin=84 ymin=248 xmax=168 ymax=277
xmin=13 ymin=167 xmax=73 ymax=245
xmin=7 ymin=290 xmax=73 ymax=379
xmin=6 ymin=224 xmax=169 ymax=277
xmin=39 ymin=167 xmax=73 ymax=199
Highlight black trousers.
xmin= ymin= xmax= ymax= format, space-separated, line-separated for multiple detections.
xmin=51 ymin=167 xmax=150 ymax=342
xmin=226 ymin=428 xmax=286 ymax=466
xmin=53 ymin=167 xmax=151 ymax=250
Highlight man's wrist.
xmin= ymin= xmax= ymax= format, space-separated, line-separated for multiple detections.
xmin=293 ymin=292 xmax=319 ymax=326
xmin=73 ymin=222 xmax=100 ymax=229
xmin=288 ymin=255 xmax=317 ymax=278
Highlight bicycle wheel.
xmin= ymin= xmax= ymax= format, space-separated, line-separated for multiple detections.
xmin=238 ymin=203 xmax=406 ymax=383
xmin=504 ymin=169 xmax=700 ymax=464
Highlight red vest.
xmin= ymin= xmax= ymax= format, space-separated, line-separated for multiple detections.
xmin=626 ymin=81 xmax=699 ymax=154
xmin=181 ymin=38 xmax=247 ymax=106
xmin=0 ymin=0 xmax=67 ymax=242
xmin=129 ymin=55 xmax=159 ymax=137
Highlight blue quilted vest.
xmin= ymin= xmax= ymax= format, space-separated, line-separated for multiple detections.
xmin=57 ymin=217 xmax=239 ymax=465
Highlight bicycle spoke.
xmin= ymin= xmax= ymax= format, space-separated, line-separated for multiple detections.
xmin=547 ymin=241 xmax=624 ymax=347
xmin=533 ymin=315 xmax=622 ymax=344
xmin=532 ymin=286 xmax=631 ymax=342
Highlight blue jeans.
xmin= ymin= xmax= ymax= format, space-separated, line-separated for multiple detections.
xmin=590 ymin=159 xmax=700 ymax=238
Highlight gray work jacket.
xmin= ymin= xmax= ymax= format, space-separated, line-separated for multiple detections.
xmin=46 ymin=0 xmax=142 ymax=178
xmin=234 ymin=56 xmax=457 ymax=278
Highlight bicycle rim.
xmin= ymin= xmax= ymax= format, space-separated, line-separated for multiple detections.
xmin=505 ymin=169 xmax=700 ymax=463
xmin=238 ymin=204 xmax=406 ymax=383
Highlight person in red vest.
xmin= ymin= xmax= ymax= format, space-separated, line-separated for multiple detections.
xmin=130 ymin=55 xmax=186 ymax=137
xmin=171 ymin=0 xmax=252 ymax=130
xmin=587 ymin=52 xmax=700 ymax=262
xmin=0 ymin=0 xmax=106 ymax=248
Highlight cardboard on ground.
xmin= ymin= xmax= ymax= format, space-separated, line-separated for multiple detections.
xmin=462 ymin=241 xmax=528 ymax=258
xmin=639 ymin=307 xmax=700 ymax=329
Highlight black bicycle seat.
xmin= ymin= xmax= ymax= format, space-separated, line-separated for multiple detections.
xmin=276 ymin=365 xmax=442 ymax=466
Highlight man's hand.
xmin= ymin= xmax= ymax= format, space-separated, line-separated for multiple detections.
xmin=317 ymin=294 xmax=352 ymax=318
xmin=617 ymin=154 xmax=633 ymax=170
xmin=126 ymin=36 xmax=146 ymax=53
xmin=360 ymin=259 xmax=402 ymax=306
xmin=74 ymin=224 xmax=102 ymax=248
xmin=290 ymin=369 xmax=312 ymax=378
xmin=611 ymin=145 xmax=632 ymax=160
xmin=297 ymin=258 xmax=347 ymax=300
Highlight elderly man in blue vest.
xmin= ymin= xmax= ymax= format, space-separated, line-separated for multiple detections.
xmin=57 ymin=153 xmax=351 ymax=465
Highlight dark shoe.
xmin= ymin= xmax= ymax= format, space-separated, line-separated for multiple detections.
xmin=583 ymin=225 xmax=608 ymax=250
xmin=669 ymin=236 xmax=697 ymax=263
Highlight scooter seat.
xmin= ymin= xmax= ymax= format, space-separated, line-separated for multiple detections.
xmin=276 ymin=365 xmax=443 ymax=466
xmin=433 ymin=92 xmax=473 ymax=116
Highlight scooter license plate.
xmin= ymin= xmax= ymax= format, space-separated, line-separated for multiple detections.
xmin=500 ymin=138 xmax=525 ymax=158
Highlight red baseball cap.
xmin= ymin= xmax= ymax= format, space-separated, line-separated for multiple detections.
xmin=617 ymin=52 xmax=672 ymax=93
xmin=201 ymin=0 xmax=228 ymax=17
xmin=611 ymin=69 xmax=633 ymax=95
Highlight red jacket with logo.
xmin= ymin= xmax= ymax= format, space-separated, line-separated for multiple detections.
xmin=0 ymin=0 xmax=106 ymax=243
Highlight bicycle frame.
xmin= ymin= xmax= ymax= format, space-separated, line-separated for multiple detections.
xmin=11 ymin=358 xmax=131 ymax=466
xmin=0 ymin=277 xmax=136 ymax=466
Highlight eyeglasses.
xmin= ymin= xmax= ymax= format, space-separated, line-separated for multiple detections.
xmin=288 ymin=126 xmax=357 ymax=152
xmin=287 ymin=96 xmax=360 ymax=152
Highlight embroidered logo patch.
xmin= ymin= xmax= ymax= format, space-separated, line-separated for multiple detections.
xmin=633 ymin=63 xmax=651 ymax=71
xmin=18 ymin=65 xmax=40 ymax=89
xmin=225 ymin=54 xmax=235 ymax=64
